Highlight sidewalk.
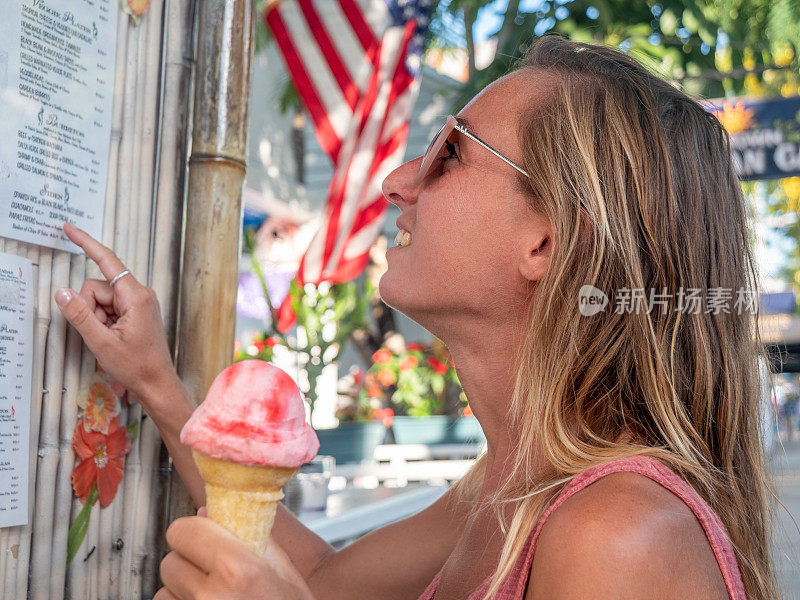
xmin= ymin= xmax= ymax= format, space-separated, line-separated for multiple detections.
xmin=770 ymin=439 xmax=800 ymax=598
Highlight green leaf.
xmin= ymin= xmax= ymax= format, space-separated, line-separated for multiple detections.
xmin=126 ymin=419 xmax=139 ymax=443
xmin=67 ymin=484 xmax=99 ymax=565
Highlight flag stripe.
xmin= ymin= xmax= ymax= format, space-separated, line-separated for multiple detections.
xmin=266 ymin=9 xmax=343 ymax=161
xmin=298 ymin=0 xmax=360 ymax=111
xmin=313 ymin=0 xmax=373 ymax=90
xmin=279 ymin=2 xmax=352 ymax=140
xmin=339 ymin=0 xmax=379 ymax=52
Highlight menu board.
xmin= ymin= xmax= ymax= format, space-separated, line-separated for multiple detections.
xmin=0 ymin=252 xmax=33 ymax=528
xmin=0 ymin=0 xmax=117 ymax=251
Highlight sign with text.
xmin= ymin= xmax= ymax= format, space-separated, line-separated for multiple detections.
xmin=0 ymin=252 xmax=33 ymax=528
xmin=0 ymin=0 xmax=117 ymax=250
xmin=706 ymin=96 xmax=800 ymax=181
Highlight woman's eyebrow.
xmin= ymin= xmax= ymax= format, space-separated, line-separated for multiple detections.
xmin=455 ymin=115 xmax=472 ymax=129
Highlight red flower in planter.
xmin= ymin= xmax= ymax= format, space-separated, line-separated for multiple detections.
xmin=72 ymin=417 xmax=131 ymax=507
xmin=377 ymin=368 xmax=396 ymax=387
xmin=372 ymin=349 xmax=392 ymax=364
xmin=427 ymin=356 xmax=448 ymax=375
xmin=399 ymin=355 xmax=419 ymax=371
xmin=378 ymin=407 xmax=394 ymax=427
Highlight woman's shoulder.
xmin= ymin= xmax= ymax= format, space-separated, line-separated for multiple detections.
xmin=525 ymin=467 xmax=731 ymax=600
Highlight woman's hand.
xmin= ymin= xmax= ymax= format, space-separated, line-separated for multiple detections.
xmin=54 ymin=222 xmax=179 ymax=403
xmin=155 ymin=516 xmax=316 ymax=600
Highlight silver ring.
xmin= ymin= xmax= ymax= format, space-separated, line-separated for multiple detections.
xmin=109 ymin=269 xmax=131 ymax=287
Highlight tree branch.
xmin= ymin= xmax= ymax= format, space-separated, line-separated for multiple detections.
xmin=496 ymin=0 xmax=521 ymax=55
xmin=464 ymin=6 xmax=477 ymax=81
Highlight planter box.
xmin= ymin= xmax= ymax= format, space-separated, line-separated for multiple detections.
xmin=316 ymin=421 xmax=388 ymax=464
xmin=391 ymin=416 xmax=485 ymax=445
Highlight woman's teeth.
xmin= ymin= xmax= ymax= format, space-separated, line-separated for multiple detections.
xmin=394 ymin=230 xmax=412 ymax=247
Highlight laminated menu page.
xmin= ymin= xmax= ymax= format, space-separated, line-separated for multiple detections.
xmin=0 ymin=0 xmax=117 ymax=251
xmin=0 ymin=252 xmax=33 ymax=528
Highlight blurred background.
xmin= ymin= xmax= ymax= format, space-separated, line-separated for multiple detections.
xmin=238 ymin=0 xmax=800 ymax=593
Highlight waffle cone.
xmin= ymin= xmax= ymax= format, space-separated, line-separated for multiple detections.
xmin=192 ymin=450 xmax=298 ymax=556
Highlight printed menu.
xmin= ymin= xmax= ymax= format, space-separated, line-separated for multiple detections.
xmin=0 ymin=252 xmax=33 ymax=528
xmin=0 ymin=0 xmax=117 ymax=251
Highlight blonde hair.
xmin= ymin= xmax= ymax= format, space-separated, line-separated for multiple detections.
xmin=450 ymin=36 xmax=780 ymax=599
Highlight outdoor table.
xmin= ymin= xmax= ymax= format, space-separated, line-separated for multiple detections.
xmin=299 ymin=483 xmax=448 ymax=547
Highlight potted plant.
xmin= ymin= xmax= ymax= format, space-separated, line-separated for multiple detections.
xmin=365 ymin=341 xmax=484 ymax=445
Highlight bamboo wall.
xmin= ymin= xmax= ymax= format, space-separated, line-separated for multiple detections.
xmin=0 ymin=0 xmax=195 ymax=597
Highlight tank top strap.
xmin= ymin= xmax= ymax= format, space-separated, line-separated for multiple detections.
xmin=486 ymin=455 xmax=747 ymax=599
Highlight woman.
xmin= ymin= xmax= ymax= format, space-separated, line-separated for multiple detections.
xmin=54 ymin=36 xmax=779 ymax=599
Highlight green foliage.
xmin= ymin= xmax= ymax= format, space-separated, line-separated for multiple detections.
xmin=66 ymin=484 xmax=99 ymax=565
xmin=242 ymin=228 xmax=373 ymax=414
xmin=432 ymin=0 xmax=800 ymax=102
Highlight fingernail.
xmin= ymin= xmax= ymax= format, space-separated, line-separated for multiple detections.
xmin=55 ymin=288 xmax=72 ymax=307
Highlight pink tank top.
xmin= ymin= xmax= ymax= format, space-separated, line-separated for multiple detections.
xmin=417 ymin=455 xmax=747 ymax=600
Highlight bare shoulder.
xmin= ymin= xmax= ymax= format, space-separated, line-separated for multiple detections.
xmin=526 ymin=471 xmax=730 ymax=600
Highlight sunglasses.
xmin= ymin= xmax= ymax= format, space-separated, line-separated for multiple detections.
xmin=414 ymin=114 xmax=530 ymax=185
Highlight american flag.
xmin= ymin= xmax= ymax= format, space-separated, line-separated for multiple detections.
xmin=265 ymin=0 xmax=432 ymax=331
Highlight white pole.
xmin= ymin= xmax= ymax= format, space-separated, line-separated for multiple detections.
xmin=65 ymin=345 xmax=102 ymax=600
xmin=28 ymin=249 xmax=71 ymax=600
xmin=99 ymin=8 xmax=141 ymax=594
xmin=125 ymin=1 xmax=167 ymax=595
xmin=49 ymin=254 xmax=87 ymax=599
xmin=117 ymin=14 xmax=150 ymax=596
xmin=16 ymin=246 xmax=52 ymax=599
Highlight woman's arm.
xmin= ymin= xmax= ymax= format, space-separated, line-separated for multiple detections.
xmin=56 ymin=222 xmax=470 ymax=597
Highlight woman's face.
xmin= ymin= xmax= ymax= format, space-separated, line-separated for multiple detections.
xmin=379 ymin=69 xmax=554 ymax=334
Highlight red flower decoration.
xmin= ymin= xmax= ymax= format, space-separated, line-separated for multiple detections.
xmin=79 ymin=380 xmax=120 ymax=434
xmin=406 ymin=343 xmax=425 ymax=352
xmin=399 ymin=355 xmax=419 ymax=371
xmin=377 ymin=368 xmax=396 ymax=387
xmin=377 ymin=407 xmax=394 ymax=427
xmin=372 ymin=349 xmax=392 ymax=364
xmin=264 ymin=337 xmax=278 ymax=348
xmin=427 ymin=356 xmax=448 ymax=375
xmin=72 ymin=417 xmax=131 ymax=507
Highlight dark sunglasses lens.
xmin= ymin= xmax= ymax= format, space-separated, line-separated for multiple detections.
xmin=417 ymin=122 xmax=448 ymax=181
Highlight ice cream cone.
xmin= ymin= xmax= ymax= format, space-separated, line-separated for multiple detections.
xmin=192 ymin=450 xmax=298 ymax=556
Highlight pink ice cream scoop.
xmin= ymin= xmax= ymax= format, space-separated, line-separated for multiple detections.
xmin=180 ymin=360 xmax=319 ymax=468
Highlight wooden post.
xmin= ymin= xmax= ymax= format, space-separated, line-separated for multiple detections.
xmin=173 ymin=0 xmax=257 ymax=514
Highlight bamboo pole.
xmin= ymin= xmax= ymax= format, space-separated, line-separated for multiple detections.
xmin=177 ymin=0 xmax=256 ymax=414
xmin=118 ymin=4 xmax=165 ymax=594
xmin=65 ymin=336 xmax=101 ymax=600
xmin=28 ymin=249 xmax=71 ymax=600
xmin=150 ymin=0 xmax=197 ymax=586
xmin=104 ymin=11 xmax=142 ymax=597
xmin=16 ymin=246 xmax=52 ymax=599
xmin=49 ymin=253 xmax=87 ymax=599
xmin=123 ymin=12 xmax=166 ymax=599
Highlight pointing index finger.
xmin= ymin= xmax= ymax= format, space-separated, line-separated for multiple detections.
xmin=63 ymin=222 xmax=128 ymax=284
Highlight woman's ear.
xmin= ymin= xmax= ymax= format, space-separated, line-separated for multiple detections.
xmin=519 ymin=236 xmax=551 ymax=282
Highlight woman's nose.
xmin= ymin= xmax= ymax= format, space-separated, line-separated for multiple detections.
xmin=382 ymin=157 xmax=422 ymax=208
